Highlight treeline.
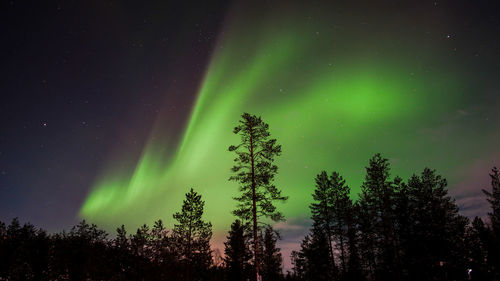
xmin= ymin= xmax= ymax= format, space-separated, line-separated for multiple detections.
xmin=0 ymin=188 xmax=217 ymax=281
xmin=289 ymin=154 xmax=500 ymax=281
xmin=1 ymin=113 xmax=499 ymax=281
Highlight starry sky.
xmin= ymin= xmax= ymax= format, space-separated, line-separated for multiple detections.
xmin=1 ymin=0 xmax=500 ymax=267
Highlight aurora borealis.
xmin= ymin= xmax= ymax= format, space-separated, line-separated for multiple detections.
xmin=80 ymin=1 xmax=497 ymax=243
xmin=2 ymin=0 xmax=500 ymax=266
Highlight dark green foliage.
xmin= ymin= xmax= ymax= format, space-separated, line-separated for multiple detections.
xmin=229 ymin=112 xmax=287 ymax=281
xmin=224 ymin=220 xmax=252 ymax=281
xmin=173 ymin=188 xmax=213 ymax=281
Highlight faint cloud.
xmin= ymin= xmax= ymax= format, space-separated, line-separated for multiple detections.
xmin=449 ymin=156 xmax=498 ymax=222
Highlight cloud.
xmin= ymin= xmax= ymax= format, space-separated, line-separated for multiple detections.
xmin=449 ymin=156 xmax=498 ymax=221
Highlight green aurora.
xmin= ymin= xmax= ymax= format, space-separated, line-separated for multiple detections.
xmin=80 ymin=3 xmax=492 ymax=244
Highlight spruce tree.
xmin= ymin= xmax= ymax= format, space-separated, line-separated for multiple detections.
xmin=224 ymin=220 xmax=252 ymax=281
xmin=483 ymin=167 xmax=500 ymax=277
xmin=330 ymin=171 xmax=351 ymax=277
xmin=346 ymin=203 xmax=363 ymax=281
xmin=484 ymin=167 xmax=500 ymax=236
xmin=261 ymin=226 xmax=283 ymax=281
xmin=172 ymin=188 xmax=213 ymax=281
xmin=359 ymin=154 xmax=400 ymax=281
xmin=229 ymin=113 xmax=287 ymax=281
xmin=309 ymin=171 xmax=337 ymax=277
xmin=403 ymin=168 xmax=469 ymax=281
xmin=291 ymin=226 xmax=333 ymax=281
xmin=465 ymin=217 xmax=490 ymax=280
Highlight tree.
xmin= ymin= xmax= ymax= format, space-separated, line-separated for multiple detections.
xmin=483 ymin=167 xmax=500 ymax=278
xmin=261 ymin=226 xmax=283 ymax=281
xmin=229 ymin=112 xmax=287 ymax=281
xmin=345 ymin=203 xmax=363 ymax=281
xmin=401 ymin=168 xmax=469 ymax=281
xmin=172 ymin=188 xmax=213 ymax=281
xmin=465 ymin=217 xmax=490 ymax=280
xmin=113 ymin=224 xmax=133 ymax=279
xmin=309 ymin=171 xmax=337 ymax=278
xmin=224 ymin=220 xmax=252 ymax=281
xmin=329 ymin=172 xmax=352 ymax=277
xmin=484 ymin=167 xmax=500 ymax=236
xmin=358 ymin=154 xmax=400 ymax=281
xmin=291 ymin=226 xmax=333 ymax=281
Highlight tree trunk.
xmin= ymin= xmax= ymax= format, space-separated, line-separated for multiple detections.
xmin=382 ymin=187 xmax=401 ymax=281
xmin=250 ymin=128 xmax=260 ymax=281
xmin=326 ymin=222 xmax=337 ymax=279
xmin=339 ymin=226 xmax=346 ymax=276
xmin=186 ymin=214 xmax=193 ymax=281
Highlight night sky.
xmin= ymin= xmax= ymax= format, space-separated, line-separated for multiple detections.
xmin=2 ymin=0 xmax=500 ymax=266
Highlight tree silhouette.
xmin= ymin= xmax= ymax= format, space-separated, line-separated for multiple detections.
xmin=483 ymin=167 xmax=500 ymax=278
xmin=399 ymin=168 xmax=469 ymax=281
xmin=229 ymin=113 xmax=287 ymax=281
xmin=465 ymin=217 xmax=490 ymax=280
xmin=261 ymin=226 xmax=283 ymax=281
xmin=291 ymin=226 xmax=333 ymax=281
xmin=345 ymin=204 xmax=363 ymax=281
xmin=172 ymin=188 xmax=213 ymax=281
xmin=358 ymin=154 xmax=400 ymax=281
xmin=224 ymin=220 xmax=252 ymax=281
xmin=309 ymin=171 xmax=338 ymax=278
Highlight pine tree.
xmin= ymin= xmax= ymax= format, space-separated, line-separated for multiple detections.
xmin=345 ymin=203 xmax=363 ymax=281
xmin=291 ymin=226 xmax=333 ymax=281
xmin=483 ymin=167 xmax=500 ymax=278
xmin=224 ymin=220 xmax=252 ymax=281
xmin=172 ymin=188 xmax=213 ymax=281
xmin=330 ymin=171 xmax=351 ymax=278
xmin=309 ymin=171 xmax=337 ymax=277
xmin=261 ymin=226 xmax=283 ymax=281
xmin=357 ymin=196 xmax=377 ymax=279
xmin=484 ymin=167 xmax=500 ymax=236
xmin=115 ymin=225 xmax=128 ymax=250
xmin=131 ymin=224 xmax=151 ymax=258
xmin=465 ymin=217 xmax=490 ymax=280
xmin=402 ymin=168 xmax=469 ymax=281
xmin=359 ymin=153 xmax=400 ymax=281
xmin=229 ymin=113 xmax=287 ymax=281
xmin=113 ymin=224 xmax=132 ymax=279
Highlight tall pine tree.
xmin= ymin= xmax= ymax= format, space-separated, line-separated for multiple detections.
xmin=309 ymin=171 xmax=337 ymax=278
xmin=229 ymin=113 xmax=287 ymax=281
xmin=358 ymin=154 xmax=400 ymax=281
